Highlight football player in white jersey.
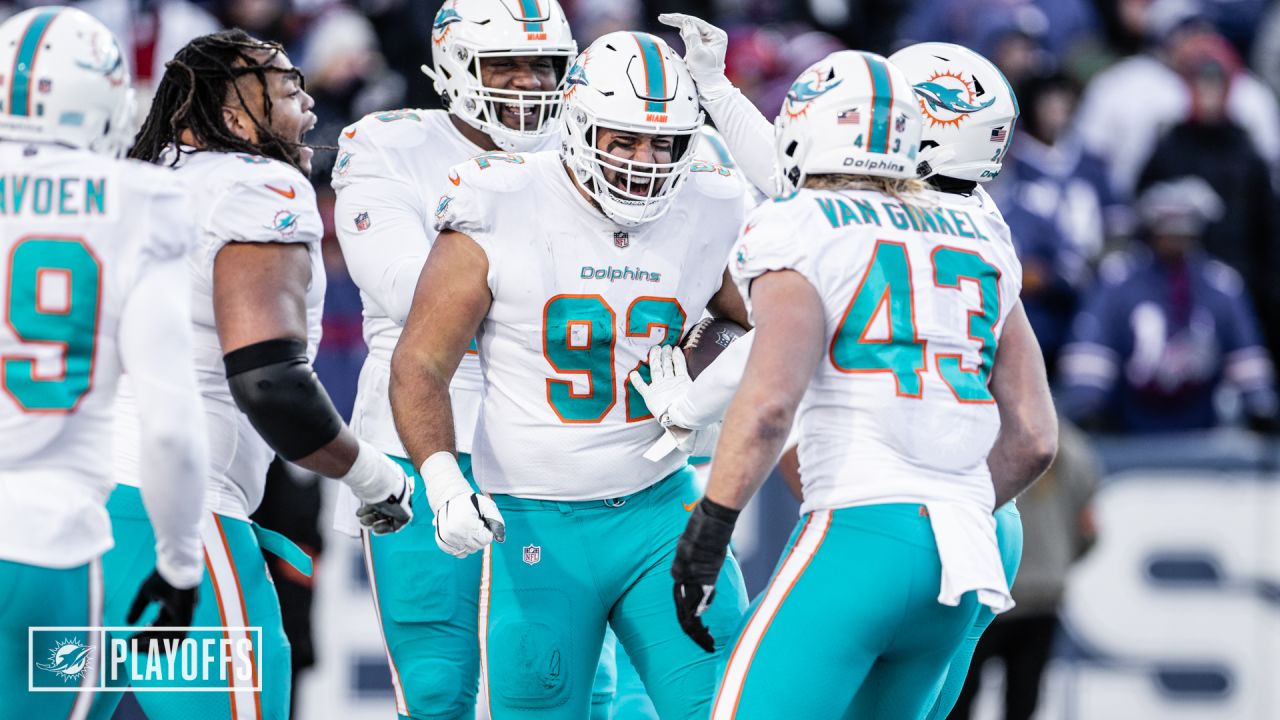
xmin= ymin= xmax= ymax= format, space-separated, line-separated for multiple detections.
xmin=663 ymin=49 xmax=1058 ymax=719
xmin=647 ymin=17 xmax=1050 ymax=718
xmin=390 ymin=31 xmax=751 ymax=719
xmin=0 ymin=7 xmax=208 ymax=718
xmin=329 ymin=2 xmax=613 ymax=716
xmin=94 ymin=29 xmax=413 ymax=720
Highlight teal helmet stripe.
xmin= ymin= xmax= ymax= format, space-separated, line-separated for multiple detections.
xmin=631 ymin=33 xmax=668 ymax=114
xmin=863 ymin=53 xmax=894 ymax=154
xmin=517 ymin=0 xmax=543 ymax=32
xmin=9 ymin=7 xmax=62 ymax=117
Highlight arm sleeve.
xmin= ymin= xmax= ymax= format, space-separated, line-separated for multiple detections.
xmin=118 ymin=256 xmax=208 ymax=589
xmin=333 ymin=177 xmax=431 ymax=325
xmin=700 ymin=89 xmax=777 ymax=197
xmin=667 ymin=330 xmax=754 ymax=429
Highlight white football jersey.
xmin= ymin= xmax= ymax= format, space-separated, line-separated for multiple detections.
xmin=435 ymin=151 xmax=745 ymax=500
xmin=114 ymin=149 xmax=325 ymax=520
xmin=331 ymin=109 xmax=556 ymax=458
xmin=0 ymin=142 xmax=194 ymax=567
xmin=732 ymin=186 xmax=1022 ymax=515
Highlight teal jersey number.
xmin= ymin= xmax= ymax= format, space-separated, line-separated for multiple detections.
xmin=830 ymin=240 xmax=926 ymax=397
xmin=541 ymin=295 xmax=686 ymax=424
xmin=3 ymin=237 xmax=102 ymax=412
xmin=543 ymin=295 xmax=617 ymax=422
xmin=932 ymin=247 xmax=1000 ymax=403
xmin=830 ymin=240 xmax=1001 ymax=402
xmin=624 ymin=297 xmax=686 ymax=421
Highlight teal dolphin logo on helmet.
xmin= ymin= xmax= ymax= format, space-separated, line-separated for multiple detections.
xmin=787 ymin=77 xmax=843 ymax=105
xmin=566 ymin=62 xmax=588 ymax=88
xmin=912 ymin=81 xmax=996 ymax=114
xmin=432 ymin=7 xmax=462 ymax=32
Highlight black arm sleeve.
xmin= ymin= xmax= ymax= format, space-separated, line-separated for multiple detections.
xmin=224 ymin=338 xmax=344 ymax=461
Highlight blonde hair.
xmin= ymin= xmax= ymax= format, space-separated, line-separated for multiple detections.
xmin=803 ymin=174 xmax=930 ymax=203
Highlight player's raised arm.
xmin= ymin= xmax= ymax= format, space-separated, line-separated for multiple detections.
xmin=660 ymin=13 xmax=776 ymax=195
xmin=390 ymin=229 xmax=504 ymax=558
xmin=987 ymin=301 xmax=1059 ymax=506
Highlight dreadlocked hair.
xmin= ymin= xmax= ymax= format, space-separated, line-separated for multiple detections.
xmin=130 ymin=29 xmax=304 ymax=170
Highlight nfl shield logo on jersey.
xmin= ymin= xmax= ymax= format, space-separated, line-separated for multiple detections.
xmin=523 ymin=545 xmax=541 ymax=565
xmin=354 ymin=211 xmax=371 ymax=232
xmin=613 ymin=231 xmax=629 ymax=249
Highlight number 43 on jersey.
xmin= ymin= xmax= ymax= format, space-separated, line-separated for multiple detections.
xmin=831 ymin=240 xmax=1001 ymax=403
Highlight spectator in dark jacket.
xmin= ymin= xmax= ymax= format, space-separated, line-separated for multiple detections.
xmin=1138 ymin=33 xmax=1280 ymax=365
xmin=1060 ymin=177 xmax=1277 ymax=433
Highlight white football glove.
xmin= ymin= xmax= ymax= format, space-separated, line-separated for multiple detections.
xmin=341 ymin=440 xmax=414 ymax=535
xmin=422 ymin=452 xmax=505 ymax=558
xmin=658 ymin=12 xmax=734 ymax=101
xmin=629 ymin=345 xmax=693 ymax=422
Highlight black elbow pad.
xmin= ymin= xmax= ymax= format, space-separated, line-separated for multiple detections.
xmin=224 ymin=338 xmax=343 ymax=461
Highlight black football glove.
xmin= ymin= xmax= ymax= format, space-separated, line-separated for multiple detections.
xmin=672 ymin=497 xmax=739 ymax=652
xmin=127 ymin=570 xmax=198 ymax=650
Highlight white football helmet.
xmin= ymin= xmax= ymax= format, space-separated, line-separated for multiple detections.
xmin=423 ymin=0 xmax=576 ymax=152
xmin=0 ymin=6 xmax=134 ymax=156
xmin=774 ymin=50 xmax=922 ymax=195
xmin=561 ymin=31 xmax=704 ymax=227
xmin=888 ymin=42 xmax=1020 ymax=182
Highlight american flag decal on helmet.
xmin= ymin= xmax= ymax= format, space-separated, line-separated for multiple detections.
xmin=836 ymin=108 xmax=860 ymax=124
xmin=990 ymin=125 xmax=1008 ymax=142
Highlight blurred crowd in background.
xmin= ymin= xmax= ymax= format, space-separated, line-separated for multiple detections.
xmin=1 ymin=0 xmax=1275 ymax=437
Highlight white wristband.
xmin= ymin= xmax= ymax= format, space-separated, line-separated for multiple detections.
xmin=421 ymin=451 xmax=473 ymax=514
xmin=339 ymin=439 xmax=402 ymax=503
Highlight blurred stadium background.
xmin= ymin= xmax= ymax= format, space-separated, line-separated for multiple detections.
xmin=6 ymin=0 xmax=1279 ymax=717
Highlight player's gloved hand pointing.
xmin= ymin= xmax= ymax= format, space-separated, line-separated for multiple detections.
xmin=658 ymin=13 xmax=734 ymax=101
xmin=422 ymin=451 xmax=505 ymax=558
xmin=672 ymin=497 xmax=740 ymax=652
xmin=127 ymin=570 xmax=198 ymax=649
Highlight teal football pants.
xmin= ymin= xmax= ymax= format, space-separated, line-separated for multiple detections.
xmin=366 ymin=455 xmax=629 ymax=720
xmin=0 ymin=557 xmax=101 ymax=720
xmin=89 ymin=485 xmax=293 ymax=720
xmin=925 ymin=501 xmax=1024 ymax=719
xmin=479 ymin=465 xmax=748 ymax=719
xmin=713 ymin=504 xmax=981 ymax=720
